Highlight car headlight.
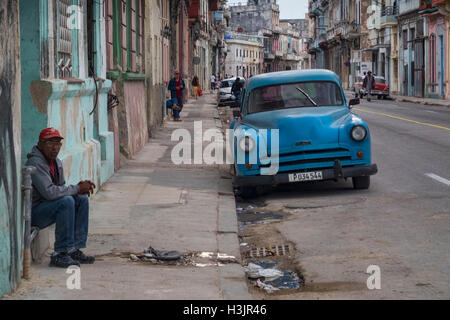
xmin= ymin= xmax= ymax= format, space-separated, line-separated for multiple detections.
xmin=351 ymin=125 xmax=367 ymax=142
xmin=239 ymin=136 xmax=255 ymax=152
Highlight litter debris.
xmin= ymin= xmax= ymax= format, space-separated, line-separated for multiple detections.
xmin=244 ymin=260 xmax=302 ymax=292
xmin=145 ymin=246 xmax=181 ymax=261
xmin=264 ymin=271 xmax=301 ymax=290
xmin=129 ymin=254 xmax=139 ymax=262
xmin=198 ymin=252 xmax=215 ymax=259
xmin=256 ymin=279 xmax=279 ymax=293
xmin=240 ymin=243 xmax=248 ymax=246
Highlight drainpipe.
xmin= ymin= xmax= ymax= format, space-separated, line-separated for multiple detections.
xmin=22 ymin=166 xmax=36 ymax=280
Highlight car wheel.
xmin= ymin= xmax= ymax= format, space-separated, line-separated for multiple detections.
xmin=377 ymin=95 xmax=381 ymax=99
xmin=352 ymin=176 xmax=370 ymax=189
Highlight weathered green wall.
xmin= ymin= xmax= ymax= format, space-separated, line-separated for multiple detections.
xmin=0 ymin=0 xmax=23 ymax=298
xmin=20 ymin=0 xmax=115 ymax=188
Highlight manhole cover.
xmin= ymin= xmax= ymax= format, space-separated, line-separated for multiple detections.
xmin=246 ymin=244 xmax=290 ymax=258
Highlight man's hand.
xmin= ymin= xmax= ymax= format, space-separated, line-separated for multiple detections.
xmin=78 ymin=180 xmax=95 ymax=197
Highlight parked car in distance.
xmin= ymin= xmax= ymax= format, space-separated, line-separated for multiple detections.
xmin=218 ymin=77 xmax=245 ymax=107
xmin=230 ymin=69 xmax=378 ymax=198
xmin=353 ymin=75 xmax=389 ymax=99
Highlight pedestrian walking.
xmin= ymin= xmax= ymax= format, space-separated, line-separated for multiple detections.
xmin=363 ymin=71 xmax=375 ymax=102
xmin=192 ymin=75 xmax=199 ymax=100
xmin=231 ymin=77 xmax=243 ymax=104
xmin=210 ymin=74 xmax=216 ymax=90
xmin=25 ymin=128 xmax=96 ymax=268
xmin=168 ymin=70 xmax=186 ymax=121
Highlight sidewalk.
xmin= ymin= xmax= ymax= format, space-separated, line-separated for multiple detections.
xmin=344 ymin=89 xmax=450 ymax=107
xmin=5 ymin=94 xmax=251 ymax=300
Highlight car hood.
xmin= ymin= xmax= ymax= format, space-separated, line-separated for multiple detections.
xmin=241 ymin=107 xmax=349 ymax=152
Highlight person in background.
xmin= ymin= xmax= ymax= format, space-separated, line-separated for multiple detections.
xmin=210 ymin=74 xmax=216 ymax=90
xmin=363 ymin=70 xmax=375 ymax=102
xmin=26 ymin=128 xmax=96 ymax=268
xmin=192 ymin=75 xmax=199 ymax=100
xmin=231 ymin=77 xmax=243 ymax=103
xmin=168 ymin=70 xmax=186 ymax=121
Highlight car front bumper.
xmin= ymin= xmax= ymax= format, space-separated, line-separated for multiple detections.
xmin=232 ymin=161 xmax=378 ymax=187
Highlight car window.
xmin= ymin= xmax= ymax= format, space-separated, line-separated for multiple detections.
xmin=248 ymin=81 xmax=344 ymax=114
xmin=221 ymin=80 xmax=234 ymax=88
xmin=375 ymin=77 xmax=386 ymax=84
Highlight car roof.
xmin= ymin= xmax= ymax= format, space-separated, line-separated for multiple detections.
xmin=223 ymin=77 xmax=245 ymax=81
xmin=245 ymin=69 xmax=341 ymax=92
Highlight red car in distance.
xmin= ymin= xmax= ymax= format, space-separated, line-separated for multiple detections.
xmin=353 ymin=75 xmax=390 ymax=99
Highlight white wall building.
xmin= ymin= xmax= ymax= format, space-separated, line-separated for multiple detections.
xmin=224 ymin=37 xmax=264 ymax=79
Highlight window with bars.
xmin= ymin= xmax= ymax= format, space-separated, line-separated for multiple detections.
xmin=57 ymin=0 xmax=74 ymax=78
xmin=106 ymin=0 xmax=145 ymax=74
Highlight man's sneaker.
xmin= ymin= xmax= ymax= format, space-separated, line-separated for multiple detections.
xmin=50 ymin=253 xmax=80 ymax=268
xmin=70 ymin=249 xmax=95 ymax=264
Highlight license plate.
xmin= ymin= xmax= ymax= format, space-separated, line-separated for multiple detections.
xmin=288 ymin=171 xmax=323 ymax=183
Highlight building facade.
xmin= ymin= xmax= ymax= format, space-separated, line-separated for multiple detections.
xmin=224 ymin=36 xmax=264 ymax=78
xmin=307 ymin=0 xmax=449 ymax=100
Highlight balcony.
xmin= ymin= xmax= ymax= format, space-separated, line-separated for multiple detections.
xmin=264 ymin=52 xmax=275 ymax=60
xmin=309 ymin=0 xmax=321 ymax=18
xmin=343 ymin=23 xmax=361 ymax=39
xmin=273 ymin=26 xmax=282 ymax=34
xmin=275 ymin=50 xmax=283 ymax=57
xmin=380 ymin=6 xmax=398 ymax=26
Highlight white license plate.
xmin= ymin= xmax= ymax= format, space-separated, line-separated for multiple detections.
xmin=288 ymin=171 xmax=323 ymax=183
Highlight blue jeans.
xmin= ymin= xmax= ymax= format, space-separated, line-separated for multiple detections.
xmin=31 ymin=195 xmax=89 ymax=253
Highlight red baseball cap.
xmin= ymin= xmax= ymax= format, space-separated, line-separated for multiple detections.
xmin=39 ymin=127 xmax=64 ymax=140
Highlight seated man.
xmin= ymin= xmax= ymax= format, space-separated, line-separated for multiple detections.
xmin=26 ymin=128 xmax=96 ymax=268
xmin=166 ymin=97 xmax=182 ymax=121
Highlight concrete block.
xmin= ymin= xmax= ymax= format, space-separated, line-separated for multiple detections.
xmin=219 ymin=264 xmax=252 ymax=300
xmin=218 ymin=194 xmax=238 ymax=234
xmin=31 ymin=228 xmax=50 ymax=264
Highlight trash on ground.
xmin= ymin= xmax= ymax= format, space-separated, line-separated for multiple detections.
xmin=264 ymin=271 xmax=301 ymax=290
xmin=244 ymin=260 xmax=301 ymax=292
xmin=240 ymin=243 xmax=248 ymax=246
xmin=145 ymin=246 xmax=181 ymax=261
xmin=256 ymin=279 xmax=279 ymax=293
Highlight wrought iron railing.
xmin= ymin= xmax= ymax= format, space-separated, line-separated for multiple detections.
xmin=381 ymin=6 xmax=398 ymax=17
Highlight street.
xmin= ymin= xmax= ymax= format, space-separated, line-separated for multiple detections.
xmin=225 ymin=97 xmax=450 ymax=299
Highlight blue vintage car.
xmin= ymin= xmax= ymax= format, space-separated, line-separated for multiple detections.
xmin=230 ymin=69 xmax=378 ymax=197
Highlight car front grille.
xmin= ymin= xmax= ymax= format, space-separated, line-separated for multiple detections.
xmin=260 ymin=147 xmax=352 ymax=172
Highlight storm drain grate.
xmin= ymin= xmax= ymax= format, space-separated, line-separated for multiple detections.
xmin=247 ymin=245 xmax=290 ymax=258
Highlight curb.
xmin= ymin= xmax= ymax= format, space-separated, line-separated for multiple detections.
xmin=214 ymin=107 xmax=252 ymax=300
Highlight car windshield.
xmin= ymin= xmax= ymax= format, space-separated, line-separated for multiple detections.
xmin=221 ymin=80 xmax=234 ymax=88
xmin=248 ymin=81 xmax=344 ymax=114
xmin=375 ymin=77 xmax=386 ymax=84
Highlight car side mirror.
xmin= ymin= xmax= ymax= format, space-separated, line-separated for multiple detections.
xmin=348 ymin=98 xmax=360 ymax=109
xmin=233 ymin=110 xmax=241 ymax=119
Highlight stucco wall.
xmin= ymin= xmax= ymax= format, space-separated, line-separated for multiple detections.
xmin=114 ymin=80 xmax=148 ymax=159
xmin=0 ymin=0 xmax=22 ymax=297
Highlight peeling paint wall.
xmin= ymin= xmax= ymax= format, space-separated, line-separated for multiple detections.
xmin=0 ymin=0 xmax=22 ymax=297
xmin=20 ymin=0 xmax=114 ymax=190
xmin=115 ymin=80 xmax=148 ymax=158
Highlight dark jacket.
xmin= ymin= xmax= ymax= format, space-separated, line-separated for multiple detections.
xmin=25 ymin=146 xmax=80 ymax=207
xmin=231 ymin=79 xmax=243 ymax=94
xmin=363 ymin=74 xmax=376 ymax=90
xmin=168 ymin=77 xmax=186 ymax=99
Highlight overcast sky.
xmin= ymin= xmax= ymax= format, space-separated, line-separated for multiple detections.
xmin=277 ymin=0 xmax=308 ymax=19
xmin=227 ymin=0 xmax=308 ymax=20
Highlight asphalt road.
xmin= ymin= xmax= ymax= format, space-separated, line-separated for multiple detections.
xmin=248 ymin=97 xmax=450 ymax=299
